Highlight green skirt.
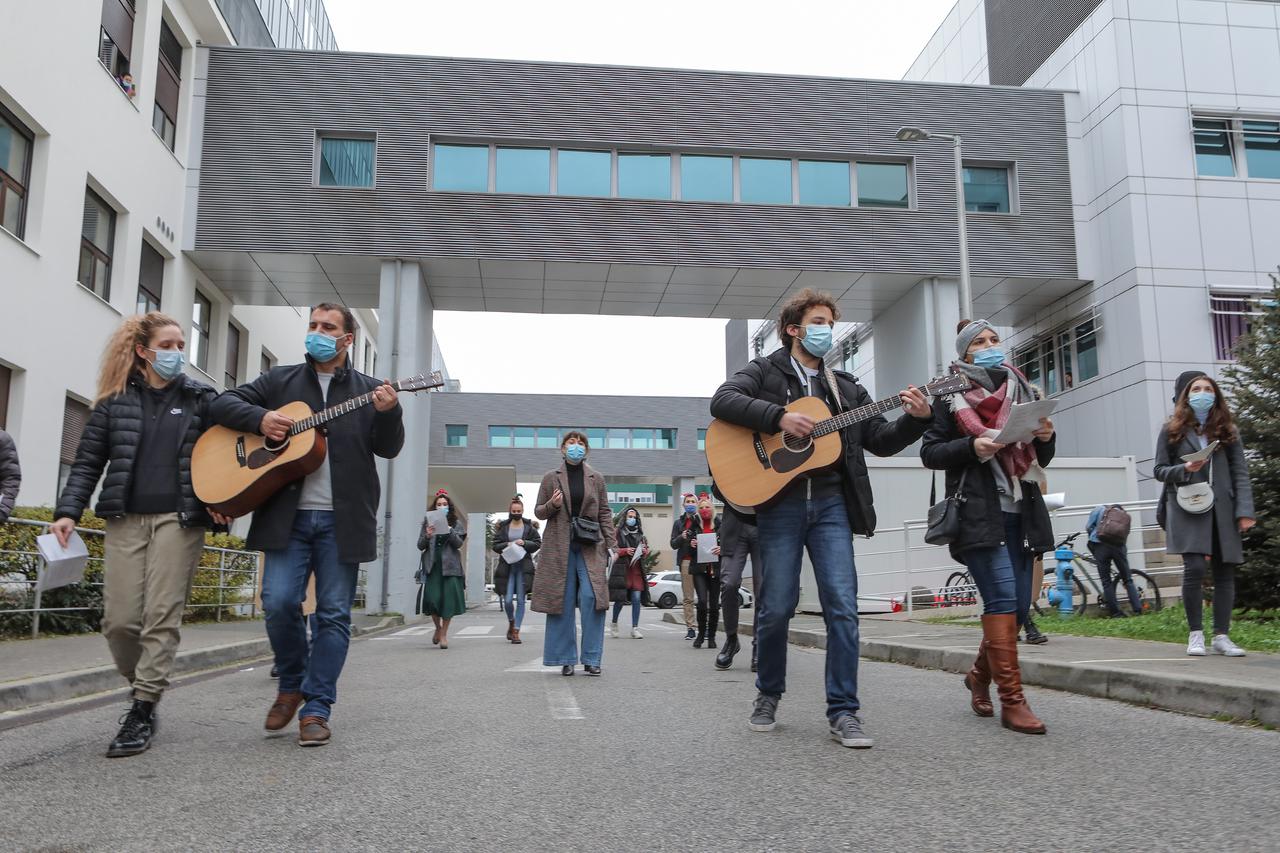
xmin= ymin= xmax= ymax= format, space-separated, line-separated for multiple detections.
xmin=419 ymin=570 xmax=466 ymax=619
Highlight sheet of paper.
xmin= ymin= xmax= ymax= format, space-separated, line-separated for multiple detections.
xmin=35 ymin=532 xmax=90 ymax=592
xmin=1043 ymin=492 xmax=1067 ymax=512
xmin=991 ymin=400 xmax=1059 ymax=445
xmin=1181 ymin=440 xmax=1220 ymax=464
xmin=425 ymin=508 xmax=451 ymax=534
xmin=696 ymin=533 xmax=719 ymax=563
xmin=630 ymin=542 xmax=649 ymax=566
xmin=501 ymin=542 xmax=526 ymax=564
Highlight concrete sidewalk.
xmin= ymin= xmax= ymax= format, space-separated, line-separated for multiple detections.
xmin=666 ymin=610 xmax=1280 ymax=726
xmin=0 ymin=612 xmax=402 ymax=713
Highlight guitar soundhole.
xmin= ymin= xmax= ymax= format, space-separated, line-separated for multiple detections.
xmin=246 ymin=443 xmax=288 ymax=470
xmin=782 ymin=433 xmax=812 ymax=452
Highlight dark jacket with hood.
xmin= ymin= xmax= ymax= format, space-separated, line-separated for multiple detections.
xmin=208 ymin=355 xmax=404 ymax=563
xmin=710 ymin=346 xmax=931 ymax=535
xmin=609 ymin=507 xmax=653 ymax=604
xmin=55 ymin=373 xmax=218 ymax=528
xmin=0 ymin=428 xmax=20 ymax=523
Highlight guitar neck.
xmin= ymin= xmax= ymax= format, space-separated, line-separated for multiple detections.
xmin=811 ymin=394 xmax=920 ymax=438
xmin=289 ymin=381 xmax=404 ymax=436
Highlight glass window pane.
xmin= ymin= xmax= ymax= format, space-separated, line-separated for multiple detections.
xmin=1044 ymin=343 xmax=1058 ymax=395
xmin=1058 ymin=333 xmax=1074 ymax=390
xmin=739 ymin=157 xmax=791 ymax=204
xmin=857 ymin=162 xmax=909 ymax=208
xmin=798 ymin=160 xmax=850 ymax=207
xmin=586 ymin=428 xmax=606 ymax=448
xmin=963 ymin=166 xmax=1010 ymax=213
xmin=657 ymin=428 xmax=676 ymax=450
xmin=1243 ymin=121 xmax=1280 ymax=180
xmin=617 ymin=154 xmax=671 ymax=199
xmin=77 ymin=246 xmax=93 ymax=289
xmin=557 ymin=150 xmax=610 ymax=197
xmin=1075 ymin=320 xmax=1099 ymax=381
xmin=433 ymin=144 xmax=489 ymax=192
xmin=2 ymin=189 xmax=20 ymax=235
xmin=489 ymin=426 xmax=512 ymax=448
xmin=319 ymin=137 xmax=374 ymax=187
xmin=495 ymin=147 xmax=550 ymax=194
xmin=1015 ymin=346 xmax=1040 ymax=389
xmin=697 ymin=428 xmax=707 ymax=451
xmin=631 ymin=428 xmax=654 ymax=449
xmin=0 ymin=115 xmax=30 ymax=182
xmin=513 ymin=426 xmax=536 ymax=448
xmin=1194 ymin=119 xmax=1235 ymax=177
xmin=82 ymin=192 xmax=113 ymax=253
xmin=536 ymin=427 xmax=558 ymax=449
xmin=606 ymin=428 xmax=629 ymax=449
xmin=680 ymin=155 xmax=732 ymax=202
xmin=446 ymin=425 xmax=467 ymax=447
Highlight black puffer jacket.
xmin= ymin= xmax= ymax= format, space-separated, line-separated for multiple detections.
xmin=209 ymin=357 xmax=404 ymax=563
xmin=670 ymin=512 xmax=721 ymax=575
xmin=710 ymin=347 xmax=931 ymax=535
xmin=0 ymin=428 xmax=21 ymax=523
xmin=55 ymin=374 xmax=218 ymax=527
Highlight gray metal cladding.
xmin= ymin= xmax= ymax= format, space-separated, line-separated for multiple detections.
xmin=197 ymin=48 xmax=1077 ymax=279
xmin=984 ymin=0 xmax=1103 ymax=86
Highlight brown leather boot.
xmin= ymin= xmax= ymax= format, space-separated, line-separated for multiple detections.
xmin=962 ymin=639 xmax=994 ymax=717
xmin=984 ymin=614 xmax=1047 ymax=734
xmin=511 ymin=627 xmax=522 ymax=644
xmin=264 ymin=691 xmax=303 ymax=734
xmin=298 ymin=715 xmax=331 ymax=747
xmin=506 ymin=619 xmax=515 ymax=641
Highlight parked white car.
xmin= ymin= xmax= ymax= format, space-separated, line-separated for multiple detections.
xmin=647 ymin=572 xmax=752 ymax=609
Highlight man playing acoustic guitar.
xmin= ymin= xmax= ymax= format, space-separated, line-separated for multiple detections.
xmin=210 ymin=303 xmax=403 ymax=747
xmin=710 ymin=289 xmax=932 ymax=749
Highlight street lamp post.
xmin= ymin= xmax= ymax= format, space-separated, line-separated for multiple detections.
xmin=896 ymin=126 xmax=973 ymax=321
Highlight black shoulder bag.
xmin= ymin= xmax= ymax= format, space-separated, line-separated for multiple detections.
xmin=925 ymin=469 xmax=968 ymax=546
xmin=562 ymin=474 xmax=603 ymax=544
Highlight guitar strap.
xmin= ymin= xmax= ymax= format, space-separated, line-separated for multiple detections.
xmin=822 ymin=364 xmax=846 ymax=416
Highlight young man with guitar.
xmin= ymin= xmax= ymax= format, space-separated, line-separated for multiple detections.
xmin=209 ymin=303 xmax=403 ymax=747
xmin=709 ymin=289 xmax=933 ymax=749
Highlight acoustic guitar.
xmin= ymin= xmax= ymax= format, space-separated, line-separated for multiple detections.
xmin=193 ymin=371 xmax=444 ymax=516
xmin=705 ymin=374 xmax=970 ymax=509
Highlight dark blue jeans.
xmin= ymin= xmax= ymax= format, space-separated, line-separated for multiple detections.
xmin=503 ymin=568 xmax=526 ymax=628
xmin=261 ymin=511 xmax=359 ymax=720
xmin=959 ymin=512 xmax=1024 ymax=618
xmin=611 ymin=589 xmax=642 ymax=628
xmin=755 ymin=491 xmax=861 ymax=721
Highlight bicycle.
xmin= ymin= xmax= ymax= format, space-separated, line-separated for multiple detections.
xmin=1035 ymin=531 xmax=1162 ymax=617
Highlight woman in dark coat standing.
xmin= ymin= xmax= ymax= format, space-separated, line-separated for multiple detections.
xmin=921 ymin=320 xmax=1056 ymax=735
xmin=609 ymin=505 xmax=652 ymax=639
xmin=533 ymin=431 xmax=616 ymax=676
xmin=671 ymin=493 xmax=722 ymax=650
xmin=1154 ymin=371 xmax=1255 ymax=657
xmin=416 ymin=490 xmax=467 ymax=649
xmin=492 ymin=496 xmax=540 ymax=644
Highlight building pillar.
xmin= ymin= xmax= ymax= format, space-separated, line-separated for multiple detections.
xmin=465 ymin=512 xmax=488 ymax=608
xmin=365 ymin=260 xmax=433 ymax=617
xmin=724 ymin=319 xmax=750 ymax=376
xmin=873 ymin=277 xmax=960 ymax=416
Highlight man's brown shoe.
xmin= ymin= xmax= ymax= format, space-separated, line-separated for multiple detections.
xmin=298 ymin=716 xmax=331 ymax=747
xmin=264 ymin=691 xmax=303 ymax=735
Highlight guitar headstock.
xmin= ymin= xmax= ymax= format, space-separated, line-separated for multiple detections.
xmin=394 ymin=371 xmax=446 ymax=393
xmin=923 ymin=373 xmax=970 ymax=397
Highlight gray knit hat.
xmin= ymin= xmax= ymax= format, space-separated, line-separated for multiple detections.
xmin=956 ymin=319 xmax=996 ymax=359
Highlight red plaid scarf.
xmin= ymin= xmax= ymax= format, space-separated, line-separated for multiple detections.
xmin=950 ymin=364 xmax=1039 ymax=483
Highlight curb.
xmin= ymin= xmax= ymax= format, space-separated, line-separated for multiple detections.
xmin=0 ymin=614 xmax=405 ymax=714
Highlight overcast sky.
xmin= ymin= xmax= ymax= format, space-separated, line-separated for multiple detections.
xmin=323 ymin=0 xmax=960 ymax=397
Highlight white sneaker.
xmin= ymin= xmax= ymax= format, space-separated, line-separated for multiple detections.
xmin=1187 ymin=630 xmax=1206 ymax=656
xmin=609 ymin=622 xmax=619 ymax=638
xmin=1211 ymin=634 xmax=1246 ymax=657
xmin=631 ymin=627 xmax=643 ymax=639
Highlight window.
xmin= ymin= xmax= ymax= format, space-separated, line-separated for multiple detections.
xmin=0 ymin=364 xmax=10 ymax=429
xmin=488 ymin=426 xmax=512 ymax=447
xmin=963 ymin=166 xmax=1011 ymax=213
xmin=1013 ymin=313 xmax=1101 ymax=395
xmin=697 ymin=429 xmax=707 ymax=451
xmin=839 ymin=335 xmax=861 ymax=373
xmin=152 ymin=18 xmax=181 ymax=150
xmin=191 ymin=291 xmax=212 ymax=372
xmin=586 ymin=428 xmax=606 ymax=449
xmin=137 ymin=241 xmax=163 ymax=314
xmin=656 ymin=428 xmax=676 ymax=450
xmin=535 ymin=427 xmax=559 ymax=449
xmin=1194 ymin=119 xmax=1235 ymax=177
xmin=445 ymin=425 xmax=468 ymax=447
xmin=495 ymin=147 xmax=550 ymax=194
xmin=0 ymin=105 xmax=34 ymax=238
xmin=363 ymin=340 xmax=373 ymax=373
xmin=319 ymin=136 xmax=375 ymax=187
xmin=739 ymin=157 xmax=791 ymax=204
xmin=225 ymin=322 xmax=241 ymax=387
xmin=556 ymin=149 xmax=610 ymax=197
xmin=99 ymin=0 xmax=135 ymax=91
xmin=433 ymin=144 xmax=488 ymax=191
xmin=261 ymin=349 xmax=276 ymax=376
xmin=77 ymin=189 xmax=115 ymax=299
xmin=798 ymin=160 xmax=850 ymax=207
xmin=1211 ymin=292 xmax=1264 ymax=360
xmin=606 ymin=428 xmax=629 ymax=449
xmin=58 ymin=397 xmax=91 ymax=500
xmin=513 ymin=426 xmax=536 ymax=448
xmin=631 ymin=428 xmax=654 ymax=449
xmin=856 ymin=162 xmax=909 ymax=208
xmin=617 ymin=153 xmax=671 ymax=199
xmin=680 ymin=155 xmax=732 ymax=202
xmin=1243 ymin=121 xmax=1280 ymax=180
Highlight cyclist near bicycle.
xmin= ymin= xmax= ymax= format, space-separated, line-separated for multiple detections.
xmin=921 ymin=320 xmax=1056 ymax=735
xmin=1086 ymin=504 xmax=1143 ymax=617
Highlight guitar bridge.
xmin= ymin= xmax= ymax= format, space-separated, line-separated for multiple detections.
xmin=751 ymin=433 xmax=772 ymax=470
xmin=235 ymin=436 xmax=247 ymax=468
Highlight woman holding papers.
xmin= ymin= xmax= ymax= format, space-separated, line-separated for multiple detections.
xmin=608 ymin=506 xmax=652 ymax=638
xmin=492 ymin=496 xmax=540 ymax=644
xmin=50 ymin=312 xmax=227 ymax=758
xmin=1153 ymin=371 xmax=1255 ymax=658
xmin=416 ymin=490 xmax=467 ymax=648
xmin=686 ymin=494 xmax=722 ymax=650
xmin=921 ymin=320 xmax=1057 ymax=735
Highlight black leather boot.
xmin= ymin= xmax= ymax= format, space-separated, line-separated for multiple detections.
xmin=693 ymin=603 xmax=706 ymax=648
xmin=716 ymin=633 xmax=741 ymax=670
xmin=707 ymin=609 xmax=720 ymax=650
xmin=107 ymin=699 xmax=158 ymax=758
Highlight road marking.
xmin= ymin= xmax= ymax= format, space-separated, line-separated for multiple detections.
xmin=1071 ymin=657 xmax=1188 ymax=664
xmin=390 ymin=626 xmax=434 ymax=637
xmin=543 ymin=678 xmax=584 ymax=720
xmin=457 ymin=626 xmax=493 ymax=636
xmin=506 ymin=656 xmax=562 ymax=673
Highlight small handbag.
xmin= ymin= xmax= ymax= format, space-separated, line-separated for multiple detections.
xmin=925 ymin=469 xmax=968 ymax=546
xmin=562 ymin=477 xmax=603 ymax=544
xmin=1176 ymin=455 xmax=1215 ymax=515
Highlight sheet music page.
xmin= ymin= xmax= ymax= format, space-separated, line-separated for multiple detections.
xmin=991 ymin=400 xmax=1059 ymax=445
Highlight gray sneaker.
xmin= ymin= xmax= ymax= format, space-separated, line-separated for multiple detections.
xmin=829 ymin=713 xmax=874 ymax=749
xmin=749 ymin=692 xmax=780 ymax=732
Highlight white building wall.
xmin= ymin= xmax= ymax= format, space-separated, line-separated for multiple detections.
xmin=902 ymin=0 xmax=990 ymax=84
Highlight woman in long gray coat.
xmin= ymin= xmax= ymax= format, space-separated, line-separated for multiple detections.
xmin=1154 ymin=371 xmax=1255 ymax=657
xmin=533 ymin=431 xmax=616 ymax=676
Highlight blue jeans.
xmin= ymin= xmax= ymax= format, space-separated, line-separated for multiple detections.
xmin=959 ymin=512 xmax=1023 ymax=618
xmin=543 ymin=544 xmax=605 ymax=667
xmin=755 ymin=492 xmax=861 ymax=721
xmin=611 ymin=589 xmax=642 ymax=628
xmin=503 ymin=569 xmax=526 ymax=628
xmin=261 ymin=511 xmax=358 ymax=720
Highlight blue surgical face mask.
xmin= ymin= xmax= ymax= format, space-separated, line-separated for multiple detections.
xmin=800 ymin=324 xmax=833 ymax=358
xmin=305 ymin=331 xmax=341 ymax=362
xmin=565 ymin=443 xmax=586 ymax=463
xmin=972 ymin=347 xmax=1005 ymax=368
xmin=1188 ymin=391 xmax=1215 ymax=415
xmin=149 ymin=348 xmax=185 ymax=380
xmin=684 ymin=504 xmax=697 ymax=515
xmin=626 ymin=517 xmax=637 ymax=527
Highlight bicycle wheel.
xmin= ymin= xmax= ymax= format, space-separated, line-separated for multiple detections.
xmin=1072 ymin=575 xmax=1089 ymax=617
xmin=943 ymin=571 xmax=977 ymax=607
xmin=1112 ymin=570 xmax=1163 ymax=615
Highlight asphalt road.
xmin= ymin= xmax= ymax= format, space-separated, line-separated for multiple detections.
xmin=3 ymin=605 xmax=1278 ymax=852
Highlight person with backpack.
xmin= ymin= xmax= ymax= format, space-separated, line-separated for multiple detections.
xmin=1086 ymin=504 xmax=1142 ymax=617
